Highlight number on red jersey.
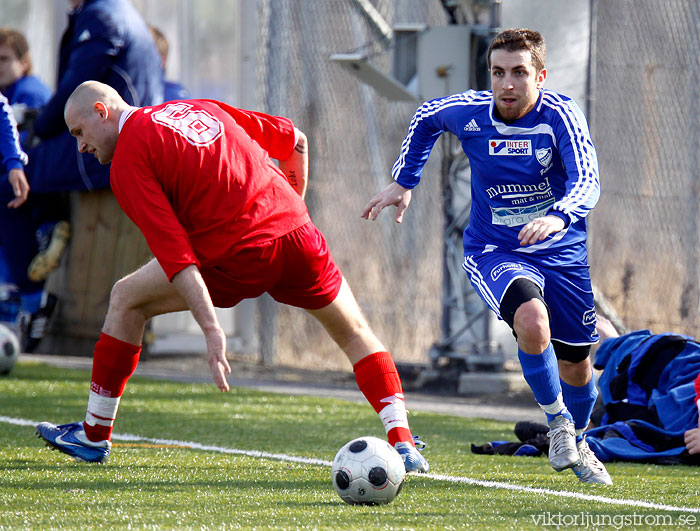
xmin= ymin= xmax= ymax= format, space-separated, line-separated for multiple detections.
xmin=151 ymin=102 xmax=223 ymax=146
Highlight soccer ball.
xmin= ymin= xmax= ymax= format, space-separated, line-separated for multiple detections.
xmin=331 ymin=436 xmax=406 ymax=505
xmin=0 ymin=323 xmax=19 ymax=375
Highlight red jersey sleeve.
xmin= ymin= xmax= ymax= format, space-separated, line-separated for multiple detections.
xmin=694 ymin=372 xmax=700 ymax=410
xmin=111 ymin=155 xmax=200 ymax=281
xmin=206 ymin=100 xmax=297 ymax=161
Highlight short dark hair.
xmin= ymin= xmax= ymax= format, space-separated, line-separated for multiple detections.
xmin=487 ymin=28 xmax=546 ymax=73
xmin=0 ymin=28 xmax=32 ymax=75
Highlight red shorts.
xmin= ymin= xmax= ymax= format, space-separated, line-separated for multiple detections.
xmin=201 ymin=221 xmax=343 ymax=310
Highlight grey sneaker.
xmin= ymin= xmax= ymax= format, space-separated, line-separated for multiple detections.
xmin=547 ymin=415 xmax=580 ymax=471
xmin=571 ymin=438 xmax=612 ymax=485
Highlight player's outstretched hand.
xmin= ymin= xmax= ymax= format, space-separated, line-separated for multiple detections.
xmin=361 ymin=182 xmax=412 ymax=223
xmin=7 ymin=168 xmax=29 ymax=208
xmin=205 ymin=326 xmax=231 ymax=392
xmin=684 ymin=426 xmax=700 ymax=454
xmin=518 ymin=214 xmax=565 ymax=246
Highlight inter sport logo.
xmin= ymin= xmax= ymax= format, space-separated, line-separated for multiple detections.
xmin=489 ymin=139 xmax=532 ymax=156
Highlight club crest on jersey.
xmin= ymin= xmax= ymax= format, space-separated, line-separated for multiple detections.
xmin=489 ymin=139 xmax=531 ymax=156
xmin=490 ymin=262 xmax=523 ymax=281
xmin=536 ymin=147 xmax=552 ymax=167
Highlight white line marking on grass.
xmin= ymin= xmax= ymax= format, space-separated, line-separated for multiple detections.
xmin=424 ymin=473 xmax=700 ymax=513
xmin=112 ymin=431 xmax=333 ymax=467
xmin=6 ymin=415 xmax=699 ymax=514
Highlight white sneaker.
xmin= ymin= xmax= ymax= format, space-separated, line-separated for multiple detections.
xmin=571 ymin=438 xmax=613 ymax=485
xmin=547 ymin=415 xmax=580 ymax=471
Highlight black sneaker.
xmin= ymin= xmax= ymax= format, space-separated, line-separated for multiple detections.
xmin=17 ymin=293 xmax=58 ymax=353
xmin=514 ymin=420 xmax=549 ymax=442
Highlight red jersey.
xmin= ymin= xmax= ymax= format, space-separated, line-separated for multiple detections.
xmin=111 ymin=100 xmax=311 ymax=281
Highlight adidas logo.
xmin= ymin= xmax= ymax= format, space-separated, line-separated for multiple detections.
xmin=463 ymin=118 xmax=480 ymax=132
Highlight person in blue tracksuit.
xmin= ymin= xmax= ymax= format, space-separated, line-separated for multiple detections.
xmin=0 ymin=93 xmax=28 ymax=206
xmin=0 ymin=92 xmax=30 ymax=325
xmin=0 ymin=0 xmax=164 ymax=352
xmin=0 ymin=28 xmax=52 ymax=323
xmin=362 ymin=29 xmax=610 ymax=485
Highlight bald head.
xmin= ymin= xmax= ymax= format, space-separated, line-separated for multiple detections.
xmin=64 ymin=81 xmax=131 ymax=165
xmin=65 ymin=80 xmax=127 ymax=122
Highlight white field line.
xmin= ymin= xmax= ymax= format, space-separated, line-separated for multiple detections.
xmin=4 ymin=415 xmax=699 ymax=514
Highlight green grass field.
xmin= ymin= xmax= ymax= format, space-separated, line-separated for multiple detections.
xmin=2 ymin=361 xmax=699 ymax=530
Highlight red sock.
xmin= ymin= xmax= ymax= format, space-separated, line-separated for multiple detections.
xmin=353 ymin=351 xmax=413 ymax=446
xmin=83 ymin=332 xmax=141 ymax=442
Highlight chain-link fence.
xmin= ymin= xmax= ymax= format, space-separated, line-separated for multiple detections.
xmin=589 ymin=0 xmax=700 ymax=335
xmin=11 ymin=0 xmax=694 ymax=366
xmin=254 ymin=0 xmax=449 ymax=369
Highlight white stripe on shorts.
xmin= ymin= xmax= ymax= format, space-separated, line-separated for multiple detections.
xmin=462 ymin=256 xmax=501 ymax=314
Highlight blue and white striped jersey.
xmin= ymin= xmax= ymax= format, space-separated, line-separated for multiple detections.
xmin=0 ymin=93 xmax=27 ymax=173
xmin=392 ymin=89 xmax=599 ymax=261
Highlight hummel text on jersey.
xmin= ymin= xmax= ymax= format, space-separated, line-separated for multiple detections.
xmin=463 ymin=119 xmax=481 ymax=132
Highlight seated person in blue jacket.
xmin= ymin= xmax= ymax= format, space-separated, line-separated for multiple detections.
xmin=0 ymin=28 xmax=51 ymax=145
xmin=149 ymin=25 xmax=190 ymax=102
xmin=0 ymin=0 xmax=163 ymax=352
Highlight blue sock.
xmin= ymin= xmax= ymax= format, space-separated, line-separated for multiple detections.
xmin=20 ymin=290 xmax=44 ymax=314
xmin=518 ymin=344 xmax=572 ymax=423
xmin=560 ymin=377 xmax=598 ymax=439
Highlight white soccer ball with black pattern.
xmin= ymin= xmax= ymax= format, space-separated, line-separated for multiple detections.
xmin=331 ymin=436 xmax=406 ymax=505
xmin=0 ymin=323 xmax=20 ymax=375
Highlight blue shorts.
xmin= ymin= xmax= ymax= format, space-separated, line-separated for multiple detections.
xmin=462 ymin=250 xmax=599 ymax=345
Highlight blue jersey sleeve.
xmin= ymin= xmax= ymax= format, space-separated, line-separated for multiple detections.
xmin=0 ymin=94 xmax=28 ymax=171
xmin=391 ymin=91 xmax=487 ymax=189
xmin=391 ymin=98 xmax=453 ymax=189
xmin=547 ymin=98 xmax=600 ymax=225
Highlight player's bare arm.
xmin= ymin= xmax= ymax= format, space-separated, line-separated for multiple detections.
xmin=278 ymin=128 xmax=308 ymax=199
xmin=361 ymin=182 xmax=412 ymax=223
xmin=7 ymin=167 xmax=29 ymax=208
xmin=171 ymin=265 xmax=231 ymax=392
xmin=517 ymin=214 xmax=565 ymax=246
